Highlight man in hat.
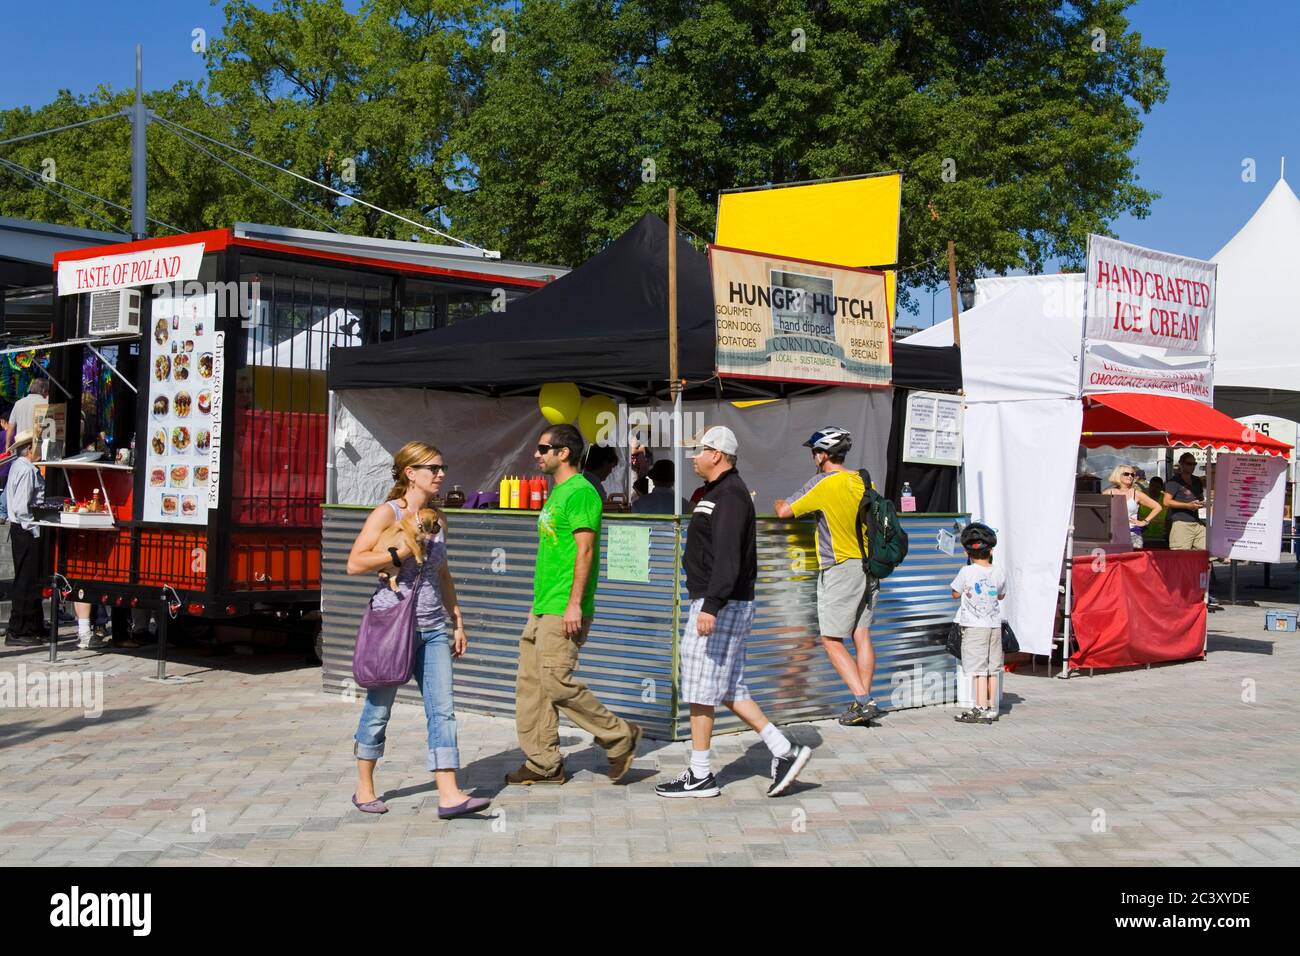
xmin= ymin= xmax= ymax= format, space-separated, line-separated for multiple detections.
xmin=656 ymin=425 xmax=812 ymax=798
xmin=4 ymin=430 xmax=47 ymax=645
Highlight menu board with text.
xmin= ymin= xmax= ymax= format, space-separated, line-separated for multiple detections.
xmin=143 ymin=289 xmax=223 ymax=524
xmin=903 ymin=391 xmax=963 ymax=467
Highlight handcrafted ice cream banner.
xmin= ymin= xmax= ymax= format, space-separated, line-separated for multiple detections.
xmin=709 ymin=245 xmax=892 ymax=388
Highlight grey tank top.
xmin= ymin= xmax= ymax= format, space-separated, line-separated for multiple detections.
xmin=368 ymin=499 xmax=449 ymax=631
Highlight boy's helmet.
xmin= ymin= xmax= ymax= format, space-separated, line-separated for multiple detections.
xmin=803 ymin=426 xmax=852 ymax=458
xmin=960 ymin=522 xmax=997 ymax=553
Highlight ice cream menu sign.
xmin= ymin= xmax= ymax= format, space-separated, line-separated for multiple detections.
xmin=143 ymin=288 xmax=223 ymax=525
xmin=1209 ymin=453 xmax=1287 ymax=563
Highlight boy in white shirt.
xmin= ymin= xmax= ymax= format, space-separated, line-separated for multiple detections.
xmin=949 ymin=523 xmax=1006 ymax=724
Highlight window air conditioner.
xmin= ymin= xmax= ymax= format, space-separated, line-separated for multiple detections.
xmin=88 ymin=289 xmax=142 ymax=336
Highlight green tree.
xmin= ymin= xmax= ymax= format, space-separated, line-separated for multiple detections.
xmin=446 ymin=0 xmax=1167 ymax=300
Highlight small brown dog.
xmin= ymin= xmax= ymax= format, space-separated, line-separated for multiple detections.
xmin=374 ymin=507 xmax=441 ymax=591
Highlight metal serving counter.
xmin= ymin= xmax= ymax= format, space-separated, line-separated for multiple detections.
xmin=321 ymin=507 xmax=969 ymax=739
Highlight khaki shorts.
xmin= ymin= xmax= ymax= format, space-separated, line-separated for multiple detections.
xmin=817 ymin=559 xmax=876 ymax=638
xmin=960 ymin=626 xmax=1003 ymax=677
xmin=1169 ymin=521 xmax=1206 ymax=550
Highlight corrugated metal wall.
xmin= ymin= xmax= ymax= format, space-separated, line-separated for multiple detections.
xmin=322 ymin=508 xmax=967 ymax=740
xmin=322 ymin=508 xmax=680 ymax=739
xmin=687 ymin=514 xmax=968 ymax=735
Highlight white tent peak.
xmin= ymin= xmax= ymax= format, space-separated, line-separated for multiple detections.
xmin=1210 ymin=176 xmax=1300 ymax=392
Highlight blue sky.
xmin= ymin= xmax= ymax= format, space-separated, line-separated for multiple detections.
xmin=1 ymin=0 xmax=1295 ymax=308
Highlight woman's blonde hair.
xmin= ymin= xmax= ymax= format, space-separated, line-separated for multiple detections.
xmin=386 ymin=441 xmax=443 ymax=502
xmin=1107 ymin=464 xmax=1137 ymax=488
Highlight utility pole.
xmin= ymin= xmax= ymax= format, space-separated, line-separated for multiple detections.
xmin=131 ymin=44 xmax=147 ymax=240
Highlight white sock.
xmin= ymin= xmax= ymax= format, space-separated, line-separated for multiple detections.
xmin=759 ymin=723 xmax=793 ymax=758
xmin=689 ymin=749 xmax=711 ymax=779
xmin=77 ymin=619 xmax=91 ymax=638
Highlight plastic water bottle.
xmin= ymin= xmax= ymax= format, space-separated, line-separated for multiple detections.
xmin=900 ymin=482 xmax=916 ymax=513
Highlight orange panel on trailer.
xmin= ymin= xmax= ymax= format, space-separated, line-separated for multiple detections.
xmin=228 ymin=532 xmax=322 ymax=591
xmin=135 ymin=528 xmax=209 ymax=589
xmin=56 ymin=529 xmax=133 ymax=583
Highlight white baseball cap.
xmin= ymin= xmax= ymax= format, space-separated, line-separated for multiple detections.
xmin=691 ymin=425 xmax=738 ymax=456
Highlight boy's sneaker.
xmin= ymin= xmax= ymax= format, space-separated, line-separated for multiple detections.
xmin=954 ymin=707 xmax=985 ymax=724
xmin=860 ymin=699 xmax=885 ymax=720
xmin=655 ymin=768 xmax=721 ymax=799
xmin=981 ymin=707 xmax=999 ymax=722
xmin=767 ymin=744 xmax=812 ymax=797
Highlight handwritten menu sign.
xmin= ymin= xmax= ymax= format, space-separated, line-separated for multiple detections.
xmin=904 ymin=391 xmax=963 ymax=467
xmin=1208 ymin=453 xmax=1287 ymax=563
xmin=143 ymin=288 xmax=223 ymax=525
xmin=606 ymin=524 xmax=651 ymax=583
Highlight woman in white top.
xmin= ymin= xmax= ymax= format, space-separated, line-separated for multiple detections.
xmin=1104 ymin=464 xmax=1162 ymax=548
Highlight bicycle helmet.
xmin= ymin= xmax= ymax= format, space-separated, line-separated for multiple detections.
xmin=803 ymin=426 xmax=853 ymax=459
xmin=959 ymin=522 xmax=997 ymax=554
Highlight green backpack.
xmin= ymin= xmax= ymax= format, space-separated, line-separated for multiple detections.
xmin=854 ymin=469 xmax=909 ymax=579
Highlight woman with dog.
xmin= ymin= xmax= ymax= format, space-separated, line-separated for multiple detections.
xmin=346 ymin=441 xmax=490 ymax=819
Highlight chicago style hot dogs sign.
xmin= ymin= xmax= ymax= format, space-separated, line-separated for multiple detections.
xmin=1082 ymin=235 xmax=1216 ymax=403
xmin=709 ymin=246 xmax=892 ymax=388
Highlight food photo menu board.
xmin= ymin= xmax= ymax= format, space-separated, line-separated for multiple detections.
xmin=143 ymin=288 xmax=224 ymax=525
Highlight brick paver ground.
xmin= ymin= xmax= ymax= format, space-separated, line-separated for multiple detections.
xmin=2 ymin=593 xmax=1298 ymax=866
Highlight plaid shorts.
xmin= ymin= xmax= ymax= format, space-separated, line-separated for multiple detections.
xmin=679 ymin=599 xmax=754 ymax=707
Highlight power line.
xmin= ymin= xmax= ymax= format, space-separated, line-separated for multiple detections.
xmin=0 ymin=158 xmax=127 ymax=233
xmin=151 ymin=114 xmax=494 ymax=254
xmin=155 ymin=120 xmax=341 ymax=235
xmin=0 ymin=154 xmax=181 ymax=234
xmin=0 ymin=112 xmax=124 ymax=149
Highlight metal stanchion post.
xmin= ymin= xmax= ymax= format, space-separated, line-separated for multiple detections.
xmin=1058 ymin=525 xmax=1075 ymax=679
xmin=47 ymin=579 xmax=59 ymax=664
xmin=1230 ymin=559 xmax=1238 ymax=605
xmin=143 ymin=585 xmax=199 ymax=684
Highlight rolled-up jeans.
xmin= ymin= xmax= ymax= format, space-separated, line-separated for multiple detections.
xmin=354 ymin=625 xmax=460 ymax=770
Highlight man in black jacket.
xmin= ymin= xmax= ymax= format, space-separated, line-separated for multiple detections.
xmin=655 ymin=426 xmax=813 ymax=799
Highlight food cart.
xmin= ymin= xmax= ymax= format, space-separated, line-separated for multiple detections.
xmin=44 ymin=223 xmax=562 ymax=653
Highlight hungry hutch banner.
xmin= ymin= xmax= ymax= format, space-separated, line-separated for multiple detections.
xmin=709 ymin=246 xmax=892 ymax=388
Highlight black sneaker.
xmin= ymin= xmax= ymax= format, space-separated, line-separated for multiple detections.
xmin=4 ymin=632 xmax=43 ymax=647
xmin=836 ymin=702 xmax=867 ymax=726
xmin=767 ymin=744 xmax=812 ymax=797
xmin=655 ymin=768 xmax=721 ymax=799
xmin=837 ymin=702 xmax=881 ymax=726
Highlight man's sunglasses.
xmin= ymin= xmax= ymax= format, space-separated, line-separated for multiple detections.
xmin=536 ymin=443 xmax=562 ymax=455
xmin=410 ymin=463 xmax=448 ymax=475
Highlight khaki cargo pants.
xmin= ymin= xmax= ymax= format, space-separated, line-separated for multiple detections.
xmin=515 ymin=614 xmax=635 ymax=776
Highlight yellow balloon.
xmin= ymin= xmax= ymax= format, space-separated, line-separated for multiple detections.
xmin=538 ymin=382 xmax=581 ymax=425
xmin=578 ymin=394 xmax=619 ymax=444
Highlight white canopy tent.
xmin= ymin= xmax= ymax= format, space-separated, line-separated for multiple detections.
xmin=905 ymin=279 xmax=1083 ymax=655
xmin=1210 ymin=176 xmax=1300 ymax=420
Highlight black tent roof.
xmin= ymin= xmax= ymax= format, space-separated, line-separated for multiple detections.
xmin=328 ymin=212 xmax=715 ymax=391
xmin=327 ymin=212 xmax=961 ymax=395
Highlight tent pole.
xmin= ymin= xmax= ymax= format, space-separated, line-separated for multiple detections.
xmin=947 ymin=241 xmax=961 ymax=348
xmin=1059 ymin=523 xmax=1075 ymax=679
xmin=668 ymin=187 xmax=682 ymax=519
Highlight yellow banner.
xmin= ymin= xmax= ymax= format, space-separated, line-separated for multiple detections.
xmin=711 ymin=246 xmax=891 ymax=387
xmin=715 ymin=173 xmax=902 ymax=322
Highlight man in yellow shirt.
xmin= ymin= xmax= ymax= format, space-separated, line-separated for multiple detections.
xmin=775 ymin=427 xmax=882 ymax=727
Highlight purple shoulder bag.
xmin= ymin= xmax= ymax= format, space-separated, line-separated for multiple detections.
xmin=352 ymin=585 xmax=417 ymax=689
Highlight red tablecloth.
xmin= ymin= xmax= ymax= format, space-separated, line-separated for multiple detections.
xmin=1070 ymin=549 xmax=1208 ymax=670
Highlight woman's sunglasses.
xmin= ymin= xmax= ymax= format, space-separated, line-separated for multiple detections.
xmin=410 ymin=463 xmax=448 ymax=475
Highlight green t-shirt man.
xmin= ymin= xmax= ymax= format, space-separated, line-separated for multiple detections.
xmin=533 ymin=473 xmax=603 ymax=617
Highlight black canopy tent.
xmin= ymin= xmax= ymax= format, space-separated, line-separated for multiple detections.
xmin=330 ymin=212 xmax=960 ymax=397
xmin=328 ymin=212 xmax=962 ymax=504
xmin=328 ymin=213 xmax=716 ymax=396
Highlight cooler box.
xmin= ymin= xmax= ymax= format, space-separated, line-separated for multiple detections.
xmin=1264 ymin=609 xmax=1297 ymax=633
